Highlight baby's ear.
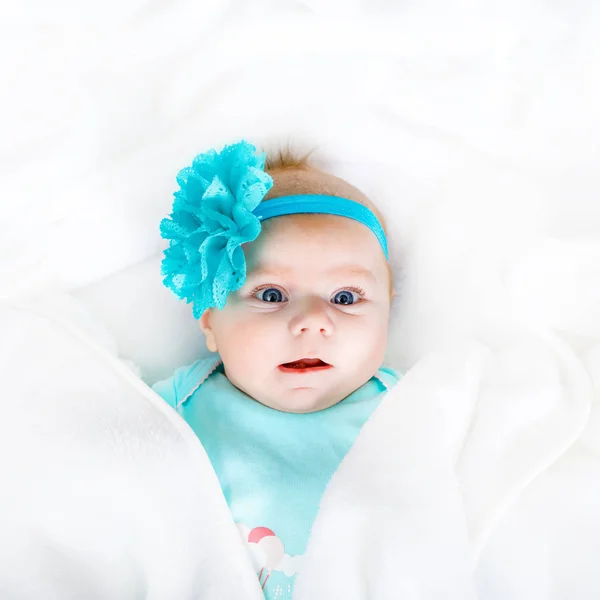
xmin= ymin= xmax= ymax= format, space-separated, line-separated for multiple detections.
xmin=198 ymin=309 xmax=218 ymax=353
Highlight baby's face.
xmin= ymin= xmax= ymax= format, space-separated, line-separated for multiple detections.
xmin=199 ymin=214 xmax=392 ymax=413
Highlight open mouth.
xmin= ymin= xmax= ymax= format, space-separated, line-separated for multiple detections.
xmin=278 ymin=358 xmax=332 ymax=372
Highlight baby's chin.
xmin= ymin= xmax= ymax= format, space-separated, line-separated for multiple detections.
xmin=255 ymin=388 xmax=344 ymax=414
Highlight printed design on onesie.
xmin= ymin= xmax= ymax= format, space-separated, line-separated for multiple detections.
xmin=237 ymin=523 xmax=303 ymax=597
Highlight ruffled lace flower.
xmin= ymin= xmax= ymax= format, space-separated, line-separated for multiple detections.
xmin=159 ymin=141 xmax=273 ymax=318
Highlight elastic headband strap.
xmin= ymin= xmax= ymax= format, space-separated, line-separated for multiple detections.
xmin=252 ymin=194 xmax=389 ymax=259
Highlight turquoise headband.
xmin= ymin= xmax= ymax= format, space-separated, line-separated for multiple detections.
xmin=159 ymin=141 xmax=389 ymax=318
xmin=253 ymin=194 xmax=388 ymax=259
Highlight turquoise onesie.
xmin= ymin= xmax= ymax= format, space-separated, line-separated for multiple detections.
xmin=152 ymin=356 xmax=400 ymax=599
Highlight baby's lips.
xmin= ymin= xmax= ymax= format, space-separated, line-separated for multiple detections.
xmin=280 ymin=358 xmax=330 ymax=369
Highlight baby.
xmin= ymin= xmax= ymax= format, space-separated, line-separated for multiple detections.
xmin=152 ymin=141 xmax=400 ymax=598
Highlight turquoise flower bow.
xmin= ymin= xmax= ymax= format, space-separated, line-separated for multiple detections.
xmin=160 ymin=141 xmax=273 ymax=318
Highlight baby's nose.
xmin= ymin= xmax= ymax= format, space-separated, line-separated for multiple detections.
xmin=289 ymin=297 xmax=334 ymax=337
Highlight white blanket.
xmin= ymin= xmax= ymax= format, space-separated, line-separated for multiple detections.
xmin=0 ymin=300 xmax=262 ymax=600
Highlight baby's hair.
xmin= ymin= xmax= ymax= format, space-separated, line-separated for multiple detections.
xmin=265 ymin=145 xmax=314 ymax=171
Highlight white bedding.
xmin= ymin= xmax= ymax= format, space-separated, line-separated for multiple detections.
xmin=1 ymin=1 xmax=600 ymax=598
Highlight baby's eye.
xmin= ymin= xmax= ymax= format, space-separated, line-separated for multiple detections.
xmin=255 ymin=287 xmax=287 ymax=303
xmin=332 ymin=289 xmax=360 ymax=305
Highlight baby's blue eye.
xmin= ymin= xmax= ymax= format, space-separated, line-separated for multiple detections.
xmin=257 ymin=288 xmax=285 ymax=303
xmin=332 ymin=290 xmax=358 ymax=305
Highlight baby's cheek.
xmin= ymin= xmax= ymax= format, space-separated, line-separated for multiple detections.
xmin=230 ymin=317 xmax=263 ymax=342
xmin=222 ymin=318 xmax=273 ymax=362
xmin=350 ymin=317 xmax=388 ymax=360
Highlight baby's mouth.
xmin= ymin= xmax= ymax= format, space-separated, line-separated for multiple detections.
xmin=279 ymin=358 xmax=332 ymax=371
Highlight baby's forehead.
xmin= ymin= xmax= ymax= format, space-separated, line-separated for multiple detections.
xmin=247 ymin=260 xmax=377 ymax=282
xmin=244 ymin=216 xmax=385 ymax=280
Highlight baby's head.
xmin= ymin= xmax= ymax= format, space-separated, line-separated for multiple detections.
xmin=198 ymin=148 xmax=394 ymax=413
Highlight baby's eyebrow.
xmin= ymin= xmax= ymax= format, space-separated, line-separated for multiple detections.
xmin=332 ymin=266 xmax=377 ymax=282
xmin=248 ymin=264 xmax=376 ymax=282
